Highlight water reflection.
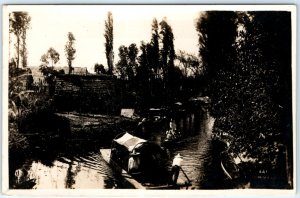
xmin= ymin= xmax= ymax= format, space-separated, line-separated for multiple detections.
xmin=11 ymin=108 xmax=224 ymax=189
xmin=12 ymin=152 xmax=119 ymax=189
xmin=164 ymin=110 xmax=218 ymax=189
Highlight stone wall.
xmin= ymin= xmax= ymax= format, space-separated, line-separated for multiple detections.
xmin=54 ymin=74 xmax=122 ymax=114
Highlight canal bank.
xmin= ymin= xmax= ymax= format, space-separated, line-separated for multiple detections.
xmin=9 ymin=111 xmax=140 ymax=189
xmin=9 ymin=107 xmax=237 ymax=190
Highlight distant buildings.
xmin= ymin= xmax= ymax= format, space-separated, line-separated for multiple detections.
xmin=73 ymin=67 xmax=88 ymax=75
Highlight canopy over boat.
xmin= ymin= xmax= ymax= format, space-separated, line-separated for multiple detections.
xmin=114 ymin=132 xmax=146 ymax=152
xmin=107 ymin=132 xmax=192 ymax=188
xmin=111 ymin=132 xmax=170 ymax=183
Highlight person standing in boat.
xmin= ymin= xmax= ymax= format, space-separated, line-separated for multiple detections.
xmin=169 ymin=153 xmax=183 ymax=185
xmin=170 ymin=118 xmax=177 ymax=132
xmin=166 ymin=118 xmax=177 ymax=140
xmin=128 ymin=151 xmax=141 ymax=174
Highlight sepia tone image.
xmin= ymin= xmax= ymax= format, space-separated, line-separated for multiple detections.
xmin=3 ymin=5 xmax=295 ymax=192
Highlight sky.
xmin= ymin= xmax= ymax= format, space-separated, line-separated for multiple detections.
xmin=6 ymin=5 xmax=202 ymax=72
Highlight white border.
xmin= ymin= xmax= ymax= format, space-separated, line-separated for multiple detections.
xmin=1 ymin=4 xmax=297 ymax=196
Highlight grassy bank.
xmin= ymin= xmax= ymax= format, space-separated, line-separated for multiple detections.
xmin=10 ymin=111 xmax=140 ymax=160
xmin=55 ymin=112 xmax=140 ymax=148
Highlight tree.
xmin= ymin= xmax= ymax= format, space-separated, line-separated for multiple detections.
xmin=159 ymin=18 xmax=176 ymax=103
xmin=127 ymin=43 xmax=138 ymax=78
xmin=115 ymin=45 xmax=128 ymax=79
xmin=20 ymin=26 xmax=28 ymax=67
xmin=39 ymin=48 xmax=60 ymax=96
xmin=234 ymin=11 xmax=292 ymax=186
xmin=150 ymin=18 xmax=160 ymax=78
xmin=195 ymin=11 xmax=237 ymax=83
xmin=160 ymin=18 xmax=175 ymax=78
xmin=94 ymin=63 xmax=106 ymax=74
xmin=9 ymin=12 xmax=31 ymax=68
xmin=176 ymin=50 xmax=202 ymax=77
xmin=197 ymin=11 xmax=292 ymax=187
xmin=115 ymin=43 xmax=138 ymax=80
xmin=48 ymin=48 xmax=60 ymax=67
xmin=41 ymin=47 xmax=60 ymax=67
xmin=104 ymin=11 xmax=114 ymax=75
xmin=65 ymin=32 xmax=76 ymax=74
xmin=136 ymin=41 xmax=152 ymax=110
xmin=40 ymin=54 xmax=48 ymax=66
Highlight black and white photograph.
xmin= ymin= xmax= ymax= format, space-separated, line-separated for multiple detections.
xmin=2 ymin=5 xmax=296 ymax=194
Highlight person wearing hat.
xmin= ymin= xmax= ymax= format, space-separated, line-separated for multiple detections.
xmin=169 ymin=153 xmax=183 ymax=185
xmin=128 ymin=150 xmax=141 ymax=174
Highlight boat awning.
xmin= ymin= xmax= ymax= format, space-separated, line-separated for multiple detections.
xmin=114 ymin=132 xmax=147 ymax=152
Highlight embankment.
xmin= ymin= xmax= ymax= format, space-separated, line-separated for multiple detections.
xmin=9 ymin=111 xmax=140 ymax=188
xmin=55 ymin=112 xmax=140 ymax=148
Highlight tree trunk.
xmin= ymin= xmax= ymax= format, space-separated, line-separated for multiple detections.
xmin=68 ymin=61 xmax=72 ymax=74
xmin=16 ymin=36 xmax=20 ymax=68
xmin=21 ymin=31 xmax=27 ymax=68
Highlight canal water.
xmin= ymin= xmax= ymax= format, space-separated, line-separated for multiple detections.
xmin=10 ymin=108 xmax=229 ymax=190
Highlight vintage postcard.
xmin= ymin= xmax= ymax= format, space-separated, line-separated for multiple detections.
xmin=1 ymin=5 xmax=296 ymax=196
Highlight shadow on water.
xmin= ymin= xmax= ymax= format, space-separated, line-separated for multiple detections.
xmin=10 ymin=143 xmax=122 ymax=189
xmin=10 ymin=107 xmax=233 ymax=189
xmin=159 ymin=108 xmax=234 ymax=189
xmin=9 ymin=112 xmax=123 ymax=189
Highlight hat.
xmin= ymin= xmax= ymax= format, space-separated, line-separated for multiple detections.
xmin=175 ymin=153 xmax=182 ymax=158
xmin=130 ymin=151 xmax=140 ymax=156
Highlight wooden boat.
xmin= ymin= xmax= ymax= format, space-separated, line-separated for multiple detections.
xmin=100 ymin=149 xmax=191 ymax=189
xmin=100 ymin=132 xmax=192 ymax=189
xmin=220 ymin=151 xmax=243 ymax=181
xmin=162 ymin=130 xmax=184 ymax=146
xmin=13 ymin=178 xmax=36 ymax=189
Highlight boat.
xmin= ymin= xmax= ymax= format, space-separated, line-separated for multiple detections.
xmin=100 ymin=132 xmax=192 ymax=189
xmin=162 ymin=118 xmax=184 ymax=146
xmin=162 ymin=130 xmax=183 ymax=146
xmin=220 ymin=150 xmax=245 ymax=181
xmin=13 ymin=178 xmax=36 ymax=189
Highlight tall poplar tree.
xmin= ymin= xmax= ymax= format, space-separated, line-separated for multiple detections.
xmin=196 ymin=11 xmax=237 ymax=82
xmin=150 ymin=18 xmax=160 ymax=78
xmin=159 ymin=18 xmax=175 ymax=103
xmin=9 ymin=12 xmax=31 ymax=68
xmin=104 ymin=12 xmax=114 ymax=75
xmin=65 ymin=32 xmax=76 ymax=74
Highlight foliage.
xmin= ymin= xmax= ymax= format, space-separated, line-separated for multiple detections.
xmin=150 ymin=18 xmax=160 ymax=78
xmin=94 ymin=63 xmax=106 ymax=74
xmin=195 ymin=11 xmax=237 ymax=83
xmin=64 ymin=32 xmax=76 ymax=74
xmin=116 ymin=43 xmax=138 ymax=80
xmin=128 ymin=43 xmax=139 ymax=74
xmin=197 ymin=11 xmax=292 ymax=185
xmin=39 ymin=65 xmax=60 ymax=96
xmin=9 ymin=12 xmax=31 ymax=68
xmin=9 ymin=66 xmax=54 ymax=155
xmin=104 ymin=11 xmax=114 ymax=75
xmin=159 ymin=18 xmax=176 ymax=103
xmin=41 ymin=47 xmax=60 ymax=67
xmin=176 ymin=50 xmax=202 ymax=77
xmin=159 ymin=18 xmax=175 ymax=79
xmin=135 ymin=42 xmax=153 ymax=110
xmin=9 ymin=123 xmax=29 ymax=151
xmin=116 ymin=45 xmax=129 ymax=79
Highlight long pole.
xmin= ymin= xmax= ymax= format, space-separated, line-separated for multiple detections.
xmin=180 ymin=167 xmax=191 ymax=184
